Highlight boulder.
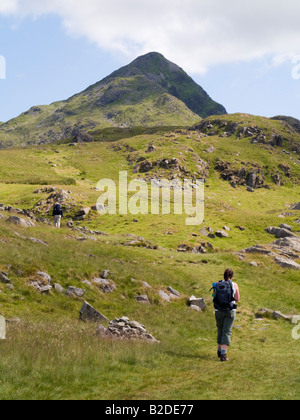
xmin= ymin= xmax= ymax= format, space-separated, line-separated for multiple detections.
xmin=36 ymin=271 xmax=51 ymax=284
xmin=188 ymin=296 xmax=207 ymax=311
xmin=53 ymin=283 xmax=65 ymax=293
xmin=0 ymin=316 xmax=6 ymax=340
xmin=256 ymin=308 xmax=293 ymax=322
xmin=279 ymin=223 xmax=293 ymax=231
xmin=6 ymin=216 xmax=35 ymax=227
xmin=135 ymin=295 xmax=150 ymax=304
xmin=190 ymin=305 xmax=202 ymax=312
xmin=290 ymin=202 xmax=300 ymax=210
xmin=167 ymin=286 xmax=181 ymax=298
xmin=266 ymin=226 xmax=296 ymax=238
xmin=215 ymin=230 xmax=229 ymax=238
xmin=246 ymin=172 xmax=257 ymax=188
xmin=146 ymin=144 xmax=156 ymax=153
xmin=159 ymin=290 xmax=171 ymax=302
xmin=0 ymin=272 xmax=11 ymax=284
xmin=274 ymin=255 xmax=300 ymax=270
xmin=74 ymin=207 xmax=90 ymax=221
xmin=138 ymin=160 xmax=153 ymax=173
xmin=80 ymin=301 xmax=109 ymax=323
xmin=272 ymin=237 xmax=300 ymax=253
xmin=65 ymin=286 xmax=86 ymax=297
xmin=92 ymin=278 xmax=116 ymax=293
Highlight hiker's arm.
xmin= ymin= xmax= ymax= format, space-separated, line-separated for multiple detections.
xmin=234 ymin=284 xmax=240 ymax=302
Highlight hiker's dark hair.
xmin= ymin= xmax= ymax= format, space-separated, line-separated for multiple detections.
xmin=224 ymin=268 xmax=234 ymax=281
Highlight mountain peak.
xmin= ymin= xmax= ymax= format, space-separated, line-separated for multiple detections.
xmin=0 ymin=52 xmax=226 ymax=148
xmin=109 ymin=52 xmax=227 ymax=118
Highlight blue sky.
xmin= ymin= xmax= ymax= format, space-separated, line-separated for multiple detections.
xmin=1 ymin=0 xmax=300 ymax=122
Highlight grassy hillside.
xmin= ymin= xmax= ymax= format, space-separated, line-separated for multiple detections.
xmin=0 ymin=113 xmax=299 ymax=400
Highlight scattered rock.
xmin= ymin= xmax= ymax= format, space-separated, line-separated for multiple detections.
xmin=215 ymin=230 xmax=229 ymax=238
xmin=188 ymin=296 xmax=206 ymax=311
xmin=199 ymin=227 xmax=208 ymax=236
xmin=177 ymin=243 xmax=207 ymax=253
xmin=36 ymin=271 xmax=51 ymax=284
xmin=190 ymin=305 xmax=202 ymax=312
xmin=0 ymin=272 xmax=11 ymax=284
xmin=290 ymin=202 xmax=300 ymax=210
xmin=249 ymin=261 xmax=258 ymax=267
xmin=266 ymin=226 xmax=296 ymax=238
xmin=255 ymin=308 xmax=293 ymax=322
xmin=272 ymin=237 xmax=300 ymax=254
xmin=65 ymin=286 xmax=86 ymax=298
xmin=243 ymin=245 xmax=275 ymax=256
xmin=74 ymin=207 xmax=91 ymax=221
xmin=97 ymin=317 xmax=159 ymax=343
xmin=159 ymin=290 xmax=171 ymax=302
xmin=273 ymin=255 xmax=300 ymax=270
xmin=28 ymin=237 xmax=48 ymax=246
xmin=101 ymin=270 xmax=110 ymax=279
xmin=92 ymin=278 xmax=116 ymax=293
xmin=167 ymin=286 xmax=181 ymax=298
xmin=53 ymin=283 xmax=65 ymax=293
xmin=146 ymin=144 xmax=156 ymax=153
xmin=28 ymin=271 xmax=52 ymax=293
xmin=6 ymin=216 xmax=35 ymax=227
xmin=279 ymin=223 xmax=293 ymax=231
xmin=135 ymin=295 xmax=150 ymax=304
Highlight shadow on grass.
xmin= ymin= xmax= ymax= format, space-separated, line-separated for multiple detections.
xmin=165 ymin=350 xmax=213 ymax=361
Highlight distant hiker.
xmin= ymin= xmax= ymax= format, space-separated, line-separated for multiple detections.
xmin=53 ymin=202 xmax=63 ymax=228
xmin=211 ymin=268 xmax=240 ymax=362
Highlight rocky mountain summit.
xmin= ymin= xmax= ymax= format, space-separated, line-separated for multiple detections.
xmin=0 ymin=52 xmax=226 ymax=148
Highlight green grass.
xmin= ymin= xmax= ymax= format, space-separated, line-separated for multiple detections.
xmin=0 ymin=117 xmax=299 ymax=400
xmin=0 ymin=314 xmax=298 ymax=400
xmin=0 ymin=216 xmax=299 ymax=400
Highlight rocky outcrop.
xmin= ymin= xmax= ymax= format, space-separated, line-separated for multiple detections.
xmin=242 ymin=227 xmax=300 ymax=270
xmin=34 ymin=187 xmax=75 ymax=215
xmin=72 ymin=130 xmax=94 ymax=143
xmin=215 ymin=160 xmax=269 ymax=189
xmin=192 ymin=118 xmax=286 ymax=149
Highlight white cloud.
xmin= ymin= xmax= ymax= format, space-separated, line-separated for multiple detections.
xmin=2 ymin=0 xmax=300 ymax=73
xmin=0 ymin=0 xmax=18 ymax=14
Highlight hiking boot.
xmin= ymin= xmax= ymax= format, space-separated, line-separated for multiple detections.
xmin=218 ymin=350 xmax=221 ymax=358
xmin=220 ymin=354 xmax=229 ymax=362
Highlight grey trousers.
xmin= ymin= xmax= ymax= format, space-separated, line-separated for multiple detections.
xmin=215 ymin=310 xmax=236 ymax=346
xmin=54 ymin=215 xmax=61 ymax=228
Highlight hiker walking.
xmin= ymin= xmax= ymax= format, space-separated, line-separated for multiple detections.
xmin=53 ymin=202 xmax=63 ymax=228
xmin=212 ymin=268 xmax=240 ymax=362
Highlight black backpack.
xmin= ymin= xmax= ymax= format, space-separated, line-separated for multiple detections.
xmin=53 ymin=204 xmax=62 ymax=216
xmin=213 ymin=280 xmax=236 ymax=312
